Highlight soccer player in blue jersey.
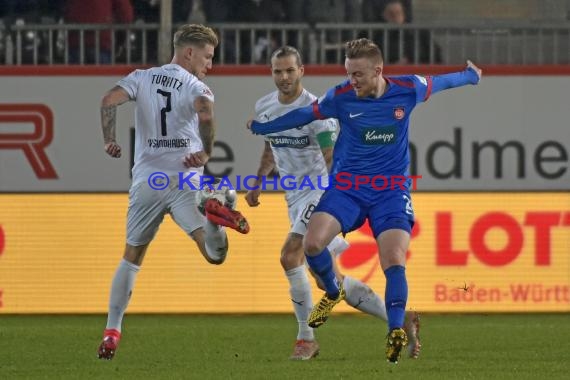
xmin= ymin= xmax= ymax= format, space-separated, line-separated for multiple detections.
xmin=246 ymin=45 xmax=420 ymax=360
xmin=248 ymin=38 xmax=482 ymax=363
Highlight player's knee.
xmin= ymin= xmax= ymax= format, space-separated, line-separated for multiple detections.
xmin=381 ymin=255 xmax=400 ymax=269
xmin=303 ymin=235 xmax=327 ymax=255
xmin=123 ymin=243 xmax=148 ymax=266
xmin=280 ymin=248 xmax=303 ymax=270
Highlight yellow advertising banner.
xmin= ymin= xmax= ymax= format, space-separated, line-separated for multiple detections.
xmin=0 ymin=193 xmax=568 ymax=313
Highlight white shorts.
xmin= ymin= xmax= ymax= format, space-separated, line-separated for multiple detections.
xmin=126 ymin=178 xmax=205 ymax=246
xmin=288 ymin=191 xmax=324 ymax=236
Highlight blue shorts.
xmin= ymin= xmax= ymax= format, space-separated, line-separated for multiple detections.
xmin=314 ymin=187 xmax=415 ymax=238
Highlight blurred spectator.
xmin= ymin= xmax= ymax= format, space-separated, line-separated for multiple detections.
xmin=0 ymin=0 xmax=42 ymax=23
xmin=288 ymin=0 xmax=359 ymax=21
xmin=186 ymin=0 xmax=206 ymax=24
xmin=200 ymin=0 xmax=237 ymax=64
xmin=64 ymin=0 xmax=134 ymax=64
xmin=346 ymin=0 xmax=364 ymax=23
xmin=227 ymin=0 xmax=288 ymax=64
xmin=203 ymin=0 xmax=232 ymax=22
xmin=362 ymin=0 xmax=413 ymax=22
xmin=377 ymin=0 xmax=441 ymax=64
xmin=133 ymin=0 xmax=159 ymax=23
xmin=305 ymin=0 xmax=345 ymax=24
xmin=283 ymin=0 xmax=304 ymax=22
xmin=170 ymin=0 xmax=200 ymax=24
xmin=132 ymin=0 xmax=159 ymax=63
xmin=231 ymin=0 xmax=287 ymax=22
xmin=1 ymin=0 xmax=65 ymax=64
xmin=305 ymin=0 xmax=364 ymax=63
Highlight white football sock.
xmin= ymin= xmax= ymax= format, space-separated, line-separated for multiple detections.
xmin=106 ymin=259 xmax=140 ymax=331
xmin=343 ymin=276 xmax=388 ymax=321
xmin=285 ymin=265 xmax=314 ymax=341
xmin=204 ymin=220 xmax=228 ymax=262
xmin=327 ymin=236 xmax=350 ymax=257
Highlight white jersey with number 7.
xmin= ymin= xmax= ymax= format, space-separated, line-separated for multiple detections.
xmin=117 ymin=63 xmax=214 ymax=186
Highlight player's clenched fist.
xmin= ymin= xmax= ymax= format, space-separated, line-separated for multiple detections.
xmin=245 ymin=188 xmax=261 ymax=207
xmin=183 ymin=151 xmax=209 ymax=168
xmin=105 ymin=142 xmax=122 ymax=158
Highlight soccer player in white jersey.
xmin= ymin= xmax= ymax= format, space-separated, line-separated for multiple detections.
xmin=245 ymin=46 xmax=420 ymax=361
xmin=97 ymin=24 xmax=249 ymax=360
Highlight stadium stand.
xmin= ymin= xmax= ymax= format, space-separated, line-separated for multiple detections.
xmin=0 ymin=0 xmax=569 ymax=65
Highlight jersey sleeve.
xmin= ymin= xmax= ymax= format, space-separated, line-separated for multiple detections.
xmin=250 ymin=86 xmax=339 ymax=136
xmin=314 ymin=86 xmax=339 ymax=119
xmin=312 ymin=118 xmax=338 ymax=148
xmin=312 ymin=117 xmax=337 ymax=135
xmin=116 ymin=69 xmax=143 ymax=100
xmin=253 ymin=99 xmax=270 ymax=142
xmin=412 ymin=74 xmax=434 ymax=104
xmin=253 ymin=98 xmax=264 ymax=120
xmin=250 ymin=104 xmax=316 ymax=135
xmin=414 ymin=68 xmax=480 ymax=103
xmin=189 ymin=80 xmax=215 ymax=103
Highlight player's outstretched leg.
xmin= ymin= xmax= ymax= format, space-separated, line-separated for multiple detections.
xmin=305 ymin=247 xmax=345 ymax=328
xmin=196 ymin=187 xmax=249 ymax=234
xmin=205 ymin=198 xmax=250 ymax=234
xmin=307 ymin=281 xmax=345 ymax=328
xmin=385 ymin=328 xmax=408 ymax=363
xmin=327 ymin=235 xmax=350 ymax=257
xmin=404 ymin=311 xmax=421 ymax=359
xmin=342 ymin=276 xmax=388 ymax=319
xmin=97 ymin=329 xmax=121 ymax=360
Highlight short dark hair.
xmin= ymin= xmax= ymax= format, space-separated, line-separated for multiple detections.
xmin=345 ymin=38 xmax=383 ymax=64
xmin=270 ymin=46 xmax=303 ymax=66
xmin=173 ymin=24 xmax=219 ymax=48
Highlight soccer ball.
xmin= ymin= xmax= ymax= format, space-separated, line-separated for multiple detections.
xmin=195 ymin=186 xmax=237 ymax=215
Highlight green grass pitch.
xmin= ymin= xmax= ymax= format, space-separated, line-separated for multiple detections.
xmin=1 ymin=314 xmax=568 ymax=379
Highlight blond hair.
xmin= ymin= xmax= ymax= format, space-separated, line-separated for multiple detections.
xmin=173 ymin=24 xmax=219 ymax=49
xmin=345 ymin=38 xmax=383 ymax=64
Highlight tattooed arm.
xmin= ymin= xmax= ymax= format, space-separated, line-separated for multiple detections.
xmin=100 ymin=86 xmax=131 ymax=158
xmin=183 ymin=96 xmax=215 ymax=168
xmin=196 ymin=96 xmax=215 ymax=155
xmin=245 ymin=141 xmax=276 ymax=207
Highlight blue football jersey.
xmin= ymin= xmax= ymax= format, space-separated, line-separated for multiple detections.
xmin=313 ymin=75 xmax=432 ymax=195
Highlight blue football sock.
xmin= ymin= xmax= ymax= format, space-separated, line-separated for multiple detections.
xmin=384 ymin=265 xmax=408 ymax=331
xmin=305 ymin=248 xmax=339 ymax=299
